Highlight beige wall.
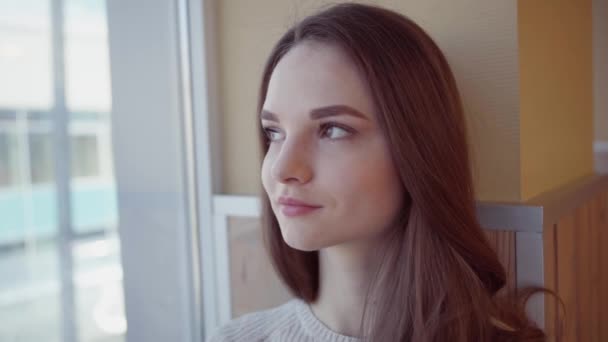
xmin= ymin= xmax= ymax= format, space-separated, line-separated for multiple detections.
xmin=386 ymin=0 xmax=521 ymax=202
xmin=218 ymin=0 xmax=522 ymax=201
xmin=518 ymin=0 xmax=594 ymax=200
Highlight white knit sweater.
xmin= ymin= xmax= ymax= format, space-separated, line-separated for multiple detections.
xmin=206 ymin=298 xmax=362 ymax=342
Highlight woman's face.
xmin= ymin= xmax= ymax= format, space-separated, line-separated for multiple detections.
xmin=261 ymin=41 xmax=404 ymax=252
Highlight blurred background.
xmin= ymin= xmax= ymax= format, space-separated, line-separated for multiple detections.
xmin=0 ymin=0 xmax=122 ymax=341
xmin=0 ymin=0 xmax=606 ymax=341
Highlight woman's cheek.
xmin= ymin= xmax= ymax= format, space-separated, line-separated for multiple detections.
xmin=261 ymin=152 xmax=274 ymax=193
xmin=319 ymin=153 xmax=364 ymax=195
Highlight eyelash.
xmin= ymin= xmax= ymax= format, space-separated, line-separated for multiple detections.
xmin=262 ymin=122 xmax=354 ymax=142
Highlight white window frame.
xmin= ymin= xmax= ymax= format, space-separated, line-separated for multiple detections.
xmin=106 ymin=0 xmax=220 ymax=341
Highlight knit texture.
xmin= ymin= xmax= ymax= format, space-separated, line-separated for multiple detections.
xmin=206 ymin=298 xmax=362 ymax=342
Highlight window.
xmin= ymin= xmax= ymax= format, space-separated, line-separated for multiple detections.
xmin=71 ymin=135 xmax=100 ymax=178
xmin=0 ymin=132 xmax=19 ymax=186
xmin=28 ymin=132 xmax=54 ymax=184
xmin=0 ymin=1 xmax=124 ymax=341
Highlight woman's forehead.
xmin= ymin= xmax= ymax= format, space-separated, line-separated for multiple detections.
xmin=263 ymin=41 xmax=376 ymax=121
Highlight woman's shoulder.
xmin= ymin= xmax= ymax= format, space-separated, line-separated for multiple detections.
xmin=205 ymin=298 xmax=302 ymax=342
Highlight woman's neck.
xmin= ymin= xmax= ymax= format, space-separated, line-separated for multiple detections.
xmin=309 ymin=238 xmax=383 ymax=337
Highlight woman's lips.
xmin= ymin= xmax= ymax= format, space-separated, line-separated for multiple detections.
xmin=278 ymin=196 xmax=322 ymax=217
xmin=278 ymin=196 xmax=319 ymax=207
xmin=277 ymin=196 xmax=322 ymax=217
xmin=280 ymin=204 xmax=321 ymax=217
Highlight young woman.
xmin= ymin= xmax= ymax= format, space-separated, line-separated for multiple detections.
xmin=209 ymin=3 xmax=547 ymax=341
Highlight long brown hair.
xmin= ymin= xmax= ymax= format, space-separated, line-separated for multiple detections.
xmin=257 ymin=3 xmax=548 ymax=341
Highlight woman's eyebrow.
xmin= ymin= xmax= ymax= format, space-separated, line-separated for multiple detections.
xmin=260 ymin=105 xmax=369 ymax=122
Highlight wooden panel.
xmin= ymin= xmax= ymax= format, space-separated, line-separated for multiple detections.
xmin=556 ymin=211 xmax=578 ymax=342
xmin=586 ymin=197 xmax=601 ymax=342
xmin=550 ymin=189 xmax=608 ymax=342
xmin=591 ymin=191 xmax=608 ymax=341
xmin=543 ymin=224 xmax=559 ymax=341
xmin=483 ymin=230 xmax=517 ymax=293
xmin=577 ymin=202 xmax=592 ymax=342
xmin=594 ymin=193 xmax=603 ymax=341
xmin=227 ymin=217 xmax=292 ymax=318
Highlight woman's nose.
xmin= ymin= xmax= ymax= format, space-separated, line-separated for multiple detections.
xmin=270 ymin=140 xmax=313 ymax=185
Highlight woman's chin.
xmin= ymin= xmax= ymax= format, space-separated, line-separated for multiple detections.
xmin=281 ymin=228 xmax=325 ymax=252
xmin=283 ymin=236 xmax=320 ymax=252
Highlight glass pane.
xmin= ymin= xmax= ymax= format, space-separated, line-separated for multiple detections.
xmin=0 ymin=134 xmax=9 ymax=185
xmin=29 ymin=132 xmax=54 ymax=184
xmin=0 ymin=239 xmax=62 ymax=342
xmin=0 ymin=0 xmax=62 ymax=340
xmin=65 ymin=0 xmax=124 ymax=341
xmin=71 ymin=135 xmax=100 ymax=178
xmin=0 ymin=130 xmax=20 ymax=187
xmin=0 ymin=0 xmax=124 ymax=341
xmin=0 ymin=0 xmax=53 ymax=110
xmin=64 ymin=0 xmax=111 ymax=113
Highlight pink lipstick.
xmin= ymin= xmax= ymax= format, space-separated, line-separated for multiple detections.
xmin=278 ymin=196 xmax=322 ymax=217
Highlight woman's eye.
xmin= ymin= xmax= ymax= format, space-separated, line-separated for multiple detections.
xmin=263 ymin=124 xmax=352 ymax=142
xmin=264 ymin=128 xmax=284 ymax=141
xmin=321 ymin=124 xmax=351 ymax=140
